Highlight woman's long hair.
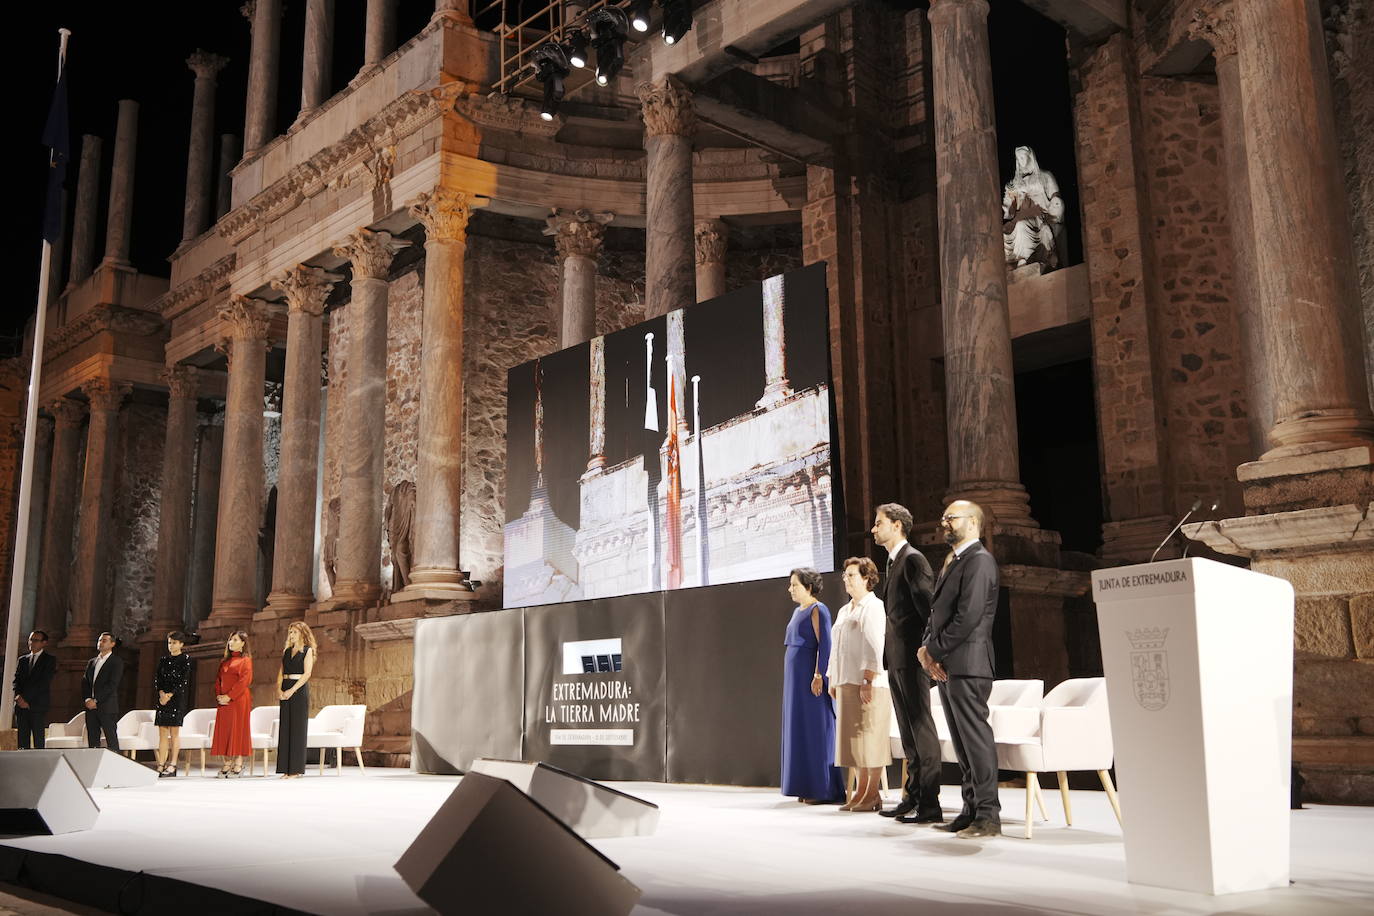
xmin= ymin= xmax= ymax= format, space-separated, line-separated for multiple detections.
xmin=285 ymin=620 xmax=318 ymax=654
xmin=222 ymin=630 xmax=252 ymax=659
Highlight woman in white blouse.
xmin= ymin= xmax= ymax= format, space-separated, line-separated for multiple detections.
xmin=826 ymin=556 xmax=892 ymax=811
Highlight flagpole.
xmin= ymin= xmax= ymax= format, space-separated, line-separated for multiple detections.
xmin=2 ymin=27 xmax=69 ymax=733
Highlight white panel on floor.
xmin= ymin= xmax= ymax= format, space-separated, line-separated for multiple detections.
xmin=0 ymin=752 xmax=100 ymax=835
xmin=25 ymin=748 xmax=158 ymax=788
xmin=469 ymin=757 xmax=659 ymax=838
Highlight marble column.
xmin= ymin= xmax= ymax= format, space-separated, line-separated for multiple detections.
xmin=1235 ymin=0 xmax=1374 ymax=456
xmin=101 ymin=100 xmax=138 ymax=269
xmin=188 ymin=416 xmax=224 ymax=626
xmin=694 ymin=219 xmax=728 ymax=302
xmin=397 ymin=189 xmax=474 ymax=598
xmin=363 ymin=0 xmax=398 ymax=71
xmin=217 ymin=135 xmax=240 ymax=220
xmin=928 ymin=0 xmax=1035 ymax=528
xmin=149 ymin=366 xmax=200 ymax=634
xmin=35 ymin=400 xmax=85 ymax=642
xmin=182 ymin=51 xmax=229 ymax=244
xmin=265 ymin=266 xmax=340 ymax=615
xmin=66 ymin=135 xmax=101 ymax=288
xmin=639 ymin=76 xmax=697 ymax=319
xmin=210 ymin=296 xmax=274 ymax=622
xmin=587 ymin=337 xmax=607 ymax=472
xmin=243 ymin=0 xmax=283 ymax=157
xmin=299 ymin=0 xmax=335 ymax=120
xmin=545 ymin=209 xmax=612 ymax=348
xmin=755 ymin=273 xmax=793 ymax=409
xmin=65 ymin=378 xmax=131 ymax=647
xmin=330 ymin=229 xmax=409 ymax=605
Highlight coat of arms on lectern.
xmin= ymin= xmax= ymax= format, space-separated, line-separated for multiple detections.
xmin=1127 ymin=627 xmax=1170 ymax=711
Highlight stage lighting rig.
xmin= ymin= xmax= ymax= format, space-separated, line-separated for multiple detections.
xmin=630 ymin=0 xmax=653 ymax=33
xmin=565 ymin=28 xmax=589 ymax=69
xmin=533 ymin=42 xmax=572 ymax=121
xmin=661 ymin=0 xmax=692 ymax=45
xmin=589 ymin=7 xmax=630 ymax=86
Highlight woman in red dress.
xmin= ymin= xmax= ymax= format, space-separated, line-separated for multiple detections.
xmin=211 ymin=631 xmax=253 ymax=777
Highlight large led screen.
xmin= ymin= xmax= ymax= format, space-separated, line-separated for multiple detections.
xmin=503 ymin=263 xmax=834 ymax=609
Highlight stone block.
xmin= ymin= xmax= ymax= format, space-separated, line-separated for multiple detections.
xmin=1352 ymin=593 xmax=1374 ymax=659
xmin=1294 ymin=595 xmax=1355 ymax=659
xmin=1293 ymin=717 xmax=1355 ymax=737
xmin=1254 ymin=551 xmax=1374 ymax=597
xmin=1294 ymin=659 xmax=1374 ymax=720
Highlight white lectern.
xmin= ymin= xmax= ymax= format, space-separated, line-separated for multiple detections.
xmin=1091 ymin=558 xmax=1293 ymax=895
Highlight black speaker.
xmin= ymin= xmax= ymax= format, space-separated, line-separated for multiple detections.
xmin=0 ymin=752 xmax=100 ymax=835
xmin=394 ymin=772 xmax=641 ymax=915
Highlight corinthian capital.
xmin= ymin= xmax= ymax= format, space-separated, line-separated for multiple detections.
xmin=333 ymin=228 xmax=411 ymax=280
xmin=409 ymin=188 xmax=474 ymax=243
xmin=82 ymin=378 xmax=132 ymax=413
xmin=1188 ymin=1 xmax=1238 ymax=60
xmin=544 ymin=209 xmax=613 ymax=261
xmin=47 ymin=398 xmax=87 ymax=427
xmin=694 ymin=219 xmax=728 ymax=265
xmin=928 ymin=0 xmax=990 ymax=26
xmin=162 ymin=364 xmax=200 ymax=400
xmin=638 ymin=76 xmax=696 ymax=138
xmin=270 ymin=265 xmax=343 ymax=316
xmin=219 ymin=295 xmax=275 ymax=340
xmin=187 ymin=49 xmax=229 ymax=81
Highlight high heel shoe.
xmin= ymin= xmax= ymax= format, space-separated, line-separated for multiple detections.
xmin=163 ymin=764 xmax=178 ymax=778
xmin=228 ymin=763 xmax=244 ymax=778
xmin=851 ymin=796 xmax=881 ymax=813
xmin=216 ymin=764 xmax=231 ymax=779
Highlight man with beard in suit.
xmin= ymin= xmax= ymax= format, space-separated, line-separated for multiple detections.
xmin=13 ymin=631 xmax=58 ymax=748
xmin=920 ymin=500 xmax=1002 ymax=838
xmin=82 ymin=632 xmax=124 ymax=752
xmin=871 ymin=503 xmax=943 ymax=823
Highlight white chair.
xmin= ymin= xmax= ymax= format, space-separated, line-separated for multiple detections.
xmin=307 ymin=704 xmax=367 ymax=775
xmin=249 ymin=706 xmax=281 ymax=776
xmin=995 ymin=677 xmax=1121 ymax=839
xmin=178 ymin=708 xmax=217 ymax=776
xmin=116 ymin=710 xmax=158 ymax=760
xmin=44 ymin=713 xmax=88 ymax=749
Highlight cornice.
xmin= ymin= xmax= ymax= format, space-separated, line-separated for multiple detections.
xmin=156 ymin=253 xmax=237 ymax=319
xmin=44 ymin=305 xmax=168 ymax=364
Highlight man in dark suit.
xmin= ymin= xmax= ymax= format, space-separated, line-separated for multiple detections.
xmin=871 ymin=503 xmax=943 ymax=823
xmin=13 ymin=630 xmax=58 ymax=748
xmin=81 ymin=632 xmax=124 ymax=752
xmin=920 ymin=500 xmax=1001 ymax=838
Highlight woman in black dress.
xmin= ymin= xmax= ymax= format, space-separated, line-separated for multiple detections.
xmin=154 ymin=631 xmax=193 ymax=777
xmin=276 ymin=621 xmax=317 ymax=778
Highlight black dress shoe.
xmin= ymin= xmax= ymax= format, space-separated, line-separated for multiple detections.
xmin=895 ymin=811 xmax=944 ymax=825
xmin=934 ymin=814 xmax=974 ymax=832
xmin=955 ymin=818 xmax=1002 ymax=839
xmin=879 ymin=800 xmax=917 ymax=819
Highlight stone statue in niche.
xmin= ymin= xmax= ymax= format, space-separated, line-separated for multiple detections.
xmin=386 ymin=479 xmax=416 ymax=593
xmin=1003 ymin=145 xmax=1065 ymax=271
xmin=322 ymin=496 xmax=341 ymax=589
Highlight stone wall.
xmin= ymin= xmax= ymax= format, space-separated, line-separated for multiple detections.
xmin=109 ymin=402 xmax=166 ymax=639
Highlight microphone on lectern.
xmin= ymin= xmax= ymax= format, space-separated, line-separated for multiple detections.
xmin=1181 ymin=502 xmax=1220 ymax=559
xmin=1150 ymin=498 xmax=1202 ymax=563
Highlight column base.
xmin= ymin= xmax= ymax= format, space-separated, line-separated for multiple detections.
xmin=207 ymin=600 xmax=258 ymax=626
xmin=1262 ymin=411 xmax=1374 ymax=460
xmin=754 ymin=382 xmax=794 ymax=410
xmin=944 ymin=479 xmax=1039 ymax=530
xmin=260 ymin=590 xmax=314 ymax=620
xmin=392 ymin=567 xmax=474 ymax=603
xmin=1238 ymin=444 xmax=1374 ymax=515
xmin=61 ymin=626 xmax=101 ymax=651
xmin=319 ymin=579 xmax=382 ymax=611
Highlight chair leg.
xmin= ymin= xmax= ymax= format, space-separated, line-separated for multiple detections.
xmin=1098 ymin=770 xmax=1123 ymax=826
xmin=319 ymin=749 xmax=325 ymax=776
xmin=200 ymin=748 xmax=206 ymax=777
xmin=1057 ymin=771 xmax=1072 ymax=826
xmin=353 ymin=747 xmax=365 ymax=772
xmin=336 ymin=747 xmax=343 ymax=776
xmin=1024 ymin=772 xmax=1035 ymax=840
xmin=1032 ymin=778 xmax=1049 ymax=821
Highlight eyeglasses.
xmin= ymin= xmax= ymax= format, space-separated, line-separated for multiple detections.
xmin=940 ymin=514 xmax=971 ymax=523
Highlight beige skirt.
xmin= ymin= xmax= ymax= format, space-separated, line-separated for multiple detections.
xmin=834 ymin=683 xmax=893 ymax=768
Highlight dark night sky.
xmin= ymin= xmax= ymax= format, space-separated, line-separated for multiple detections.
xmin=10 ymin=2 xmax=1077 ymax=349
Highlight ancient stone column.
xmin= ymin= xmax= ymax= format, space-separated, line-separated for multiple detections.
xmin=433 ymin=0 xmax=469 ymax=19
xmin=188 ymin=416 xmax=224 ymax=626
xmin=546 ymin=210 xmax=612 ymax=348
xmin=182 ymin=52 xmax=228 ymax=244
xmin=149 ymin=367 xmax=200 ymax=634
xmin=210 ymin=297 xmax=274 ymax=622
xmin=398 ymin=189 xmax=474 ymax=598
xmin=217 ymin=135 xmax=240 ymax=219
xmin=587 ymin=336 xmax=607 ymax=472
xmin=331 ymin=229 xmax=409 ymax=605
xmin=264 ymin=266 xmax=339 ymax=615
xmin=755 ymin=273 xmax=793 ymax=409
xmin=66 ymin=135 xmax=101 ymax=288
xmin=243 ymin=0 xmax=283 ymax=157
xmin=928 ymin=0 xmax=1035 ymax=527
xmin=65 ymin=378 xmax=131 ymax=647
xmin=1235 ymin=0 xmax=1374 ymax=456
xmin=363 ymin=0 xmax=398 ymax=71
xmin=639 ymin=77 xmax=697 ymax=319
xmin=101 ymin=100 xmax=138 ymax=268
xmin=299 ymin=0 xmax=335 ymax=120
xmin=694 ymin=219 xmax=728 ymax=302
xmin=35 ymin=400 xmax=86 ymax=642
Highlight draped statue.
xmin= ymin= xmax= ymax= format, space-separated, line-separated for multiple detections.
xmin=1003 ymin=146 xmax=1065 ymax=270
xmin=385 ymin=479 xmax=416 ymax=593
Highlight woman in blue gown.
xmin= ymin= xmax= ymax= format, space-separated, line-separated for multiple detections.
xmin=781 ymin=567 xmax=846 ymax=803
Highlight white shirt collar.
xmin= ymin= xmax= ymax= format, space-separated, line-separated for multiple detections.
xmin=887 ymin=539 xmax=908 ymax=561
xmin=952 ymin=539 xmax=979 ymax=559
xmin=29 ymin=648 xmax=43 ymax=660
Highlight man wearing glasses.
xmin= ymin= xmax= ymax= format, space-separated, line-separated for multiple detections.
xmin=919 ymin=500 xmax=1002 ymax=838
xmin=13 ymin=631 xmax=57 ymax=748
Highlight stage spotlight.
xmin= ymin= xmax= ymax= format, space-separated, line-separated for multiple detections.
xmin=533 ymin=42 xmax=571 ymax=121
xmin=565 ymin=28 xmax=588 ymax=69
xmin=631 ymin=0 xmax=653 ymax=33
xmin=589 ymin=6 xmax=629 ymax=86
xmin=661 ymin=0 xmax=692 ymax=45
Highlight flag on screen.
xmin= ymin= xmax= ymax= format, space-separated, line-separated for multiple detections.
xmin=41 ymin=63 xmax=70 ymax=244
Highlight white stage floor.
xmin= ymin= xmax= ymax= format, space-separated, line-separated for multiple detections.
xmin=2 ymin=769 xmax=1371 ymax=915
